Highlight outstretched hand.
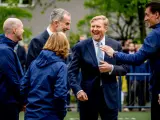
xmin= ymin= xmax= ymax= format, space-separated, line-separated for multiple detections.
xmin=100 ymin=45 xmax=115 ymax=57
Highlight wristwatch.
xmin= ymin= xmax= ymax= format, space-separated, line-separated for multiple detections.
xmin=113 ymin=51 xmax=118 ymax=57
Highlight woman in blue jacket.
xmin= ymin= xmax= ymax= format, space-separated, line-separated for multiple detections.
xmin=20 ymin=32 xmax=70 ymax=120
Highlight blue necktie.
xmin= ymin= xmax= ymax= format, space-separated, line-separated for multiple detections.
xmin=97 ymin=42 xmax=103 ymax=65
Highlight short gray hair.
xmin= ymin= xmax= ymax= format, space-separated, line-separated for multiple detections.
xmin=49 ymin=8 xmax=70 ymax=24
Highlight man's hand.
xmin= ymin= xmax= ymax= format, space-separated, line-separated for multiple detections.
xmin=99 ymin=61 xmax=112 ymax=73
xmin=158 ymin=94 xmax=160 ymax=105
xmin=100 ymin=45 xmax=115 ymax=57
xmin=77 ymin=91 xmax=88 ymax=101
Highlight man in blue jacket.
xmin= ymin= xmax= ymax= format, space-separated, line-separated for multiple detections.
xmin=0 ymin=18 xmax=24 ymax=120
xmin=101 ymin=2 xmax=160 ymax=120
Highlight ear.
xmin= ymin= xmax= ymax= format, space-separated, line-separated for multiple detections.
xmin=105 ymin=26 xmax=108 ymax=33
xmin=12 ymin=28 xmax=17 ymax=34
xmin=155 ymin=12 xmax=160 ymax=18
xmin=54 ymin=20 xmax=59 ymax=26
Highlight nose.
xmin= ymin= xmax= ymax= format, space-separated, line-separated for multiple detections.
xmin=67 ymin=25 xmax=70 ymax=30
xmin=144 ymin=16 xmax=148 ymax=21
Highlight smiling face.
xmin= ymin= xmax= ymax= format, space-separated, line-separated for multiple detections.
xmin=144 ymin=7 xmax=160 ymax=28
xmin=13 ymin=21 xmax=24 ymax=41
xmin=90 ymin=19 xmax=107 ymax=42
xmin=56 ymin=14 xmax=71 ymax=33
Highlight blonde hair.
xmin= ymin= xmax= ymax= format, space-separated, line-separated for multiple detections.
xmin=43 ymin=32 xmax=70 ymax=59
xmin=90 ymin=15 xmax=109 ymax=30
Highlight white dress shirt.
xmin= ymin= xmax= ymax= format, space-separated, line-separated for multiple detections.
xmin=47 ymin=27 xmax=53 ymax=36
xmin=92 ymin=36 xmax=114 ymax=74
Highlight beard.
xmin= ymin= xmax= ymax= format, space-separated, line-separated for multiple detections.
xmin=15 ymin=33 xmax=23 ymax=41
xmin=56 ymin=26 xmax=66 ymax=33
xmin=56 ymin=26 xmax=63 ymax=32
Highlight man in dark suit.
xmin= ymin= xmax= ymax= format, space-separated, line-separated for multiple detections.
xmin=101 ymin=2 xmax=160 ymax=120
xmin=26 ymin=8 xmax=71 ymax=68
xmin=68 ymin=15 xmax=128 ymax=120
xmin=14 ymin=43 xmax=27 ymax=72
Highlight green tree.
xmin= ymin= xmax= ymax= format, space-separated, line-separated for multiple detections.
xmin=0 ymin=0 xmax=32 ymax=41
xmin=0 ymin=0 xmax=70 ymax=43
xmin=78 ymin=0 xmax=151 ymax=43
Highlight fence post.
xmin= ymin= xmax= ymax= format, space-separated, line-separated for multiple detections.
xmin=118 ymin=76 xmax=122 ymax=112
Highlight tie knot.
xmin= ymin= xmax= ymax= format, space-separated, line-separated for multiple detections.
xmin=97 ymin=42 xmax=102 ymax=47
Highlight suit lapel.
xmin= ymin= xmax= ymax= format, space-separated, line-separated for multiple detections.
xmin=86 ymin=38 xmax=98 ymax=65
xmin=104 ymin=36 xmax=112 ymax=62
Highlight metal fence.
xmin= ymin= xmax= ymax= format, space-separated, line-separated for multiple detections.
xmin=118 ymin=73 xmax=151 ymax=112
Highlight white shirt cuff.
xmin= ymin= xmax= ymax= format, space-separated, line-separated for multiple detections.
xmin=76 ymin=90 xmax=83 ymax=96
xmin=109 ymin=65 xmax=114 ymax=75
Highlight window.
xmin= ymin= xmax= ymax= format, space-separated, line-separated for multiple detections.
xmin=0 ymin=0 xmax=34 ymax=7
xmin=1 ymin=0 xmax=7 ymax=3
xmin=20 ymin=0 xmax=30 ymax=4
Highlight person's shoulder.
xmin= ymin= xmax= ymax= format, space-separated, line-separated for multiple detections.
xmin=146 ymin=29 xmax=160 ymax=41
xmin=152 ymin=27 xmax=160 ymax=37
xmin=31 ymin=30 xmax=49 ymax=43
xmin=51 ymin=61 xmax=67 ymax=71
xmin=106 ymin=36 xmax=120 ymax=45
xmin=75 ymin=38 xmax=91 ymax=47
xmin=0 ymin=45 xmax=13 ymax=56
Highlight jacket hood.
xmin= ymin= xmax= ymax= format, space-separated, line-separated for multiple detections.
xmin=36 ymin=50 xmax=64 ymax=68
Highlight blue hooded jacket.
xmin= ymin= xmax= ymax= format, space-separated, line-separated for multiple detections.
xmin=21 ymin=50 xmax=68 ymax=120
xmin=0 ymin=34 xmax=23 ymax=104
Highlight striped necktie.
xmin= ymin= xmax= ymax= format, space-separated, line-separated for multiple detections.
xmin=97 ymin=42 xmax=103 ymax=65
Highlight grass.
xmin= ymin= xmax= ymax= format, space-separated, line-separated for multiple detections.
xmin=19 ymin=111 xmax=150 ymax=120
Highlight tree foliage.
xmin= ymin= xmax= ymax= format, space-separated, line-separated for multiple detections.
xmin=0 ymin=6 xmax=32 ymax=41
xmin=0 ymin=0 xmax=33 ymax=42
xmin=78 ymin=0 xmax=151 ymax=42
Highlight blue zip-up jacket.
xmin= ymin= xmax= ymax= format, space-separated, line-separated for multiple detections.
xmin=114 ymin=23 xmax=160 ymax=94
xmin=21 ymin=50 xmax=68 ymax=120
xmin=0 ymin=34 xmax=23 ymax=104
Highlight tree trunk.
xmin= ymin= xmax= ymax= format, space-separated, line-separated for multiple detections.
xmin=137 ymin=1 xmax=146 ymax=43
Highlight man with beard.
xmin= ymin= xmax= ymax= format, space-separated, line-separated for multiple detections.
xmin=68 ymin=15 xmax=128 ymax=120
xmin=26 ymin=8 xmax=71 ymax=68
xmin=100 ymin=2 xmax=160 ymax=120
xmin=0 ymin=18 xmax=24 ymax=120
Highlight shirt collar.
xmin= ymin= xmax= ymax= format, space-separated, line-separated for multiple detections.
xmin=92 ymin=36 xmax=105 ymax=46
xmin=47 ymin=26 xmax=53 ymax=36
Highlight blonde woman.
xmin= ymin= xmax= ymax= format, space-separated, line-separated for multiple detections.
xmin=21 ymin=32 xmax=70 ymax=120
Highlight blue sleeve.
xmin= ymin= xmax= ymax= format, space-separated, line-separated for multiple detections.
xmin=111 ymin=42 xmax=128 ymax=75
xmin=115 ymin=31 xmax=160 ymax=65
xmin=20 ymin=68 xmax=30 ymax=105
xmin=53 ymin=64 xmax=68 ymax=111
xmin=0 ymin=48 xmax=21 ymax=100
xmin=68 ymin=44 xmax=82 ymax=95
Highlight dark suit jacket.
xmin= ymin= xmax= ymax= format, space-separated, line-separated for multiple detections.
xmin=26 ymin=30 xmax=49 ymax=68
xmin=68 ymin=36 xmax=128 ymax=109
xmin=17 ymin=45 xmax=26 ymax=71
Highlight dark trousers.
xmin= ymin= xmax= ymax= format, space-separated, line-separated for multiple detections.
xmin=0 ymin=103 xmax=19 ymax=120
xmin=126 ymin=80 xmax=146 ymax=109
xmin=79 ymin=87 xmax=118 ymax=120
